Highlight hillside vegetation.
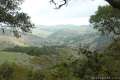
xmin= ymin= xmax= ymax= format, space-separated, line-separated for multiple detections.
xmin=0 ymin=2 xmax=120 ymax=80
xmin=0 ymin=40 xmax=120 ymax=80
xmin=0 ymin=36 xmax=28 ymax=49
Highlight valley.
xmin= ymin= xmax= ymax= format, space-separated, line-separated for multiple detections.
xmin=0 ymin=0 xmax=120 ymax=79
xmin=0 ymin=24 xmax=112 ymax=69
xmin=0 ymin=25 xmax=119 ymax=80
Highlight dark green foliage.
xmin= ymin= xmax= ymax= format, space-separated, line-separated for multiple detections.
xmin=0 ymin=63 xmax=45 ymax=80
xmin=106 ymin=0 xmax=120 ymax=9
xmin=100 ymin=41 xmax=120 ymax=77
xmin=90 ymin=5 xmax=120 ymax=38
xmin=1 ymin=40 xmax=120 ymax=80
xmin=1 ymin=1 xmax=120 ymax=79
xmin=0 ymin=0 xmax=33 ymax=35
xmin=0 ymin=63 xmax=14 ymax=80
xmin=4 ymin=46 xmax=59 ymax=56
xmin=0 ymin=0 xmax=23 ymax=11
xmin=27 ymin=70 xmax=45 ymax=80
xmin=47 ymin=41 xmax=120 ymax=80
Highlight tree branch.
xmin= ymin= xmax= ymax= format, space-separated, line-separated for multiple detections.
xmin=105 ymin=0 xmax=120 ymax=9
xmin=50 ymin=0 xmax=120 ymax=9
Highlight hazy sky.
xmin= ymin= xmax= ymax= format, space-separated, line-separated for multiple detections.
xmin=21 ymin=0 xmax=108 ymax=25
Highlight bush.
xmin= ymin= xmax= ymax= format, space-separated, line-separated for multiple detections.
xmin=0 ymin=63 xmax=46 ymax=80
xmin=4 ymin=46 xmax=59 ymax=56
xmin=0 ymin=63 xmax=14 ymax=80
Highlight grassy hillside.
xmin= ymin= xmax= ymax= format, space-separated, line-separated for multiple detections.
xmin=0 ymin=40 xmax=119 ymax=80
xmin=0 ymin=29 xmax=46 ymax=48
xmin=0 ymin=51 xmax=31 ymax=65
xmin=0 ymin=36 xmax=28 ymax=49
xmin=0 ymin=27 xmax=119 ymax=80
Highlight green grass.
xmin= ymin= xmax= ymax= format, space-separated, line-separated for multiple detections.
xmin=0 ymin=51 xmax=31 ymax=65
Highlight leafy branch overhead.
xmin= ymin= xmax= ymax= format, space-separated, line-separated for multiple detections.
xmin=90 ymin=5 xmax=120 ymax=40
xmin=50 ymin=0 xmax=120 ymax=9
xmin=0 ymin=0 xmax=34 ymax=34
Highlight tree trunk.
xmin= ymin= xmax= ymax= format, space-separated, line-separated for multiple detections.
xmin=105 ymin=0 xmax=120 ymax=9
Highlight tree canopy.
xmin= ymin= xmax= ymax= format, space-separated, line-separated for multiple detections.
xmin=0 ymin=0 xmax=33 ymax=35
xmin=90 ymin=5 xmax=120 ymax=40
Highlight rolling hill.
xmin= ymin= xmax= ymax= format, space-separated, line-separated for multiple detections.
xmin=0 ymin=29 xmax=46 ymax=49
xmin=0 ymin=24 xmax=113 ymax=51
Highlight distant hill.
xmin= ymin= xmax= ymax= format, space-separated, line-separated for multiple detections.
xmin=0 ymin=29 xmax=46 ymax=49
xmin=0 ymin=29 xmax=28 ymax=49
xmin=0 ymin=35 xmax=27 ymax=49
xmin=46 ymin=30 xmax=112 ymax=51
xmin=32 ymin=25 xmax=95 ymax=38
xmin=21 ymin=32 xmax=46 ymax=47
xmin=0 ymin=24 xmax=113 ymax=51
xmin=34 ymin=25 xmax=112 ymax=51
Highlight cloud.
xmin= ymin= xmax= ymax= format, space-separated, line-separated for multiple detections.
xmin=21 ymin=0 xmax=108 ymax=25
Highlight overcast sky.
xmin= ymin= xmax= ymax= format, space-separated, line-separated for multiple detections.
xmin=21 ymin=0 xmax=108 ymax=25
